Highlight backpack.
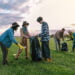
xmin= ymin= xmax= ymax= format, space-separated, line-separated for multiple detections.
xmin=61 ymin=42 xmax=68 ymax=51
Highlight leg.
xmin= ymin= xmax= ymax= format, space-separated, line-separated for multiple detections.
xmin=54 ymin=38 xmax=59 ymax=51
xmin=57 ymin=39 xmax=61 ymax=51
xmin=45 ymin=41 xmax=51 ymax=58
xmin=25 ymin=39 xmax=28 ymax=59
xmin=42 ymin=41 xmax=51 ymax=59
xmin=72 ymin=41 xmax=75 ymax=52
xmin=15 ymin=49 xmax=22 ymax=59
xmin=42 ymin=41 xmax=46 ymax=58
xmin=0 ymin=43 xmax=8 ymax=65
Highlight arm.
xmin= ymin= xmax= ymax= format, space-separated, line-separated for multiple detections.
xmin=39 ymin=23 xmax=48 ymax=37
xmin=8 ymin=29 xmax=18 ymax=44
xmin=9 ymin=29 xmax=25 ymax=49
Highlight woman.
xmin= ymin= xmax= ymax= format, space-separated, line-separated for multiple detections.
xmin=15 ymin=21 xmax=30 ymax=59
xmin=0 ymin=22 xmax=24 ymax=65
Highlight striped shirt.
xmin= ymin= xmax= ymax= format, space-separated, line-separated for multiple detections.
xmin=39 ymin=22 xmax=50 ymax=41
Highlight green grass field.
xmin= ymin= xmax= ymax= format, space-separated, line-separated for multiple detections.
xmin=0 ymin=38 xmax=75 ymax=75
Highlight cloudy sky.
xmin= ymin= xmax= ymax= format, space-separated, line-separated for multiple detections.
xmin=0 ymin=0 xmax=75 ymax=35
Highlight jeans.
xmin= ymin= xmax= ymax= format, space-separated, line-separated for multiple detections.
xmin=54 ymin=38 xmax=60 ymax=51
xmin=42 ymin=41 xmax=51 ymax=59
xmin=0 ymin=42 xmax=8 ymax=64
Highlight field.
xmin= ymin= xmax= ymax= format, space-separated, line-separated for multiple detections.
xmin=0 ymin=37 xmax=75 ymax=75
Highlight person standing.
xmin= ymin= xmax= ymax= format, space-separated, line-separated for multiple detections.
xmin=37 ymin=17 xmax=51 ymax=62
xmin=54 ymin=28 xmax=65 ymax=51
xmin=0 ymin=22 xmax=25 ymax=65
xmin=15 ymin=21 xmax=30 ymax=59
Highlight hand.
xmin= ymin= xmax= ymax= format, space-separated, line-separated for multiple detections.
xmin=17 ymin=43 xmax=26 ymax=50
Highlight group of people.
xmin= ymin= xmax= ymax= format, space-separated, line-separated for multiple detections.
xmin=0 ymin=17 xmax=51 ymax=65
xmin=0 ymin=16 xmax=75 ymax=65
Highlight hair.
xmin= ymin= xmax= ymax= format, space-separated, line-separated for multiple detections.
xmin=37 ymin=17 xmax=43 ymax=22
xmin=11 ymin=22 xmax=19 ymax=30
xmin=22 ymin=21 xmax=29 ymax=27
xmin=62 ymin=28 xmax=65 ymax=31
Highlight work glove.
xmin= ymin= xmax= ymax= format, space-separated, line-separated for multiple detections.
xmin=17 ymin=43 xmax=26 ymax=50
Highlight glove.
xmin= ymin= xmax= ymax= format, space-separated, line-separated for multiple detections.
xmin=17 ymin=43 xmax=25 ymax=50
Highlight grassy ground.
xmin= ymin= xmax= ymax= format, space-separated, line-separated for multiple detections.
xmin=0 ymin=38 xmax=75 ymax=75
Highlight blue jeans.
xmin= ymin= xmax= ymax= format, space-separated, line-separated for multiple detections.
xmin=42 ymin=41 xmax=51 ymax=59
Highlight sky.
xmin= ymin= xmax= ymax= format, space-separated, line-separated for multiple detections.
xmin=0 ymin=0 xmax=75 ymax=35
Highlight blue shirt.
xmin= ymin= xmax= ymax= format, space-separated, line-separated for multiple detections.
xmin=39 ymin=22 xmax=50 ymax=41
xmin=0 ymin=28 xmax=18 ymax=48
xmin=73 ymin=33 xmax=75 ymax=41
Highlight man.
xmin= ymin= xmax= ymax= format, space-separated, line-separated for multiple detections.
xmin=0 ymin=22 xmax=25 ymax=65
xmin=54 ymin=28 xmax=65 ymax=51
xmin=37 ymin=17 xmax=51 ymax=62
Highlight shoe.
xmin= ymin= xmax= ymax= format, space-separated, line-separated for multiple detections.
xmin=25 ymin=56 xmax=29 ymax=59
xmin=15 ymin=58 xmax=18 ymax=60
xmin=46 ymin=58 xmax=52 ymax=62
xmin=2 ymin=61 xmax=9 ymax=65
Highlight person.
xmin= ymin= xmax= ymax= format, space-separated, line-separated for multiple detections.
xmin=0 ymin=22 xmax=25 ymax=65
xmin=37 ymin=17 xmax=51 ymax=62
xmin=68 ymin=31 xmax=75 ymax=52
xmin=54 ymin=28 xmax=65 ymax=51
xmin=15 ymin=21 xmax=30 ymax=59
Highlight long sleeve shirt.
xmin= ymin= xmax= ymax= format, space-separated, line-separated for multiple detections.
xmin=39 ymin=22 xmax=50 ymax=41
xmin=55 ymin=30 xmax=64 ymax=40
xmin=0 ymin=28 xmax=18 ymax=48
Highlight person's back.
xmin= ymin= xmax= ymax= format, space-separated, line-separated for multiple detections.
xmin=0 ymin=28 xmax=14 ymax=48
xmin=55 ymin=30 xmax=64 ymax=40
xmin=41 ymin=21 xmax=50 ymax=41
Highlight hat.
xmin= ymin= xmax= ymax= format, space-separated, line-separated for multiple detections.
xmin=23 ymin=21 xmax=29 ymax=26
xmin=12 ymin=22 xmax=20 ymax=27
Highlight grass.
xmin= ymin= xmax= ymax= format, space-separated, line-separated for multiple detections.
xmin=0 ymin=37 xmax=75 ymax=75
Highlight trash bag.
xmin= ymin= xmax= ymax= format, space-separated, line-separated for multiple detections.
xmin=30 ymin=37 xmax=42 ymax=61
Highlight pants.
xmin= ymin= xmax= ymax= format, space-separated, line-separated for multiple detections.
xmin=54 ymin=38 xmax=60 ymax=51
xmin=0 ymin=42 xmax=8 ymax=64
xmin=42 ymin=41 xmax=51 ymax=59
xmin=72 ymin=41 xmax=75 ymax=51
xmin=16 ymin=37 xmax=28 ymax=59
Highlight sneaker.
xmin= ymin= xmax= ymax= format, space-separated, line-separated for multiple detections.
xmin=2 ymin=61 xmax=9 ymax=65
xmin=46 ymin=58 xmax=52 ymax=62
